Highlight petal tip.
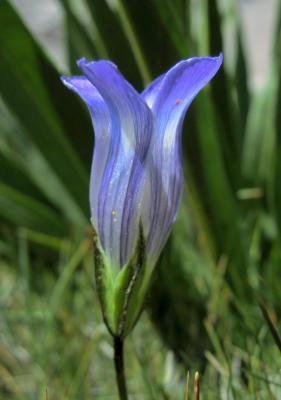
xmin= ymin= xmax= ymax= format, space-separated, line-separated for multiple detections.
xmin=60 ymin=75 xmax=71 ymax=88
xmin=77 ymin=58 xmax=119 ymax=74
xmin=217 ymin=52 xmax=223 ymax=64
xmin=77 ymin=57 xmax=88 ymax=68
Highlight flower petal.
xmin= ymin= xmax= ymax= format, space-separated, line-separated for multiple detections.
xmin=75 ymin=60 xmax=153 ymax=267
xmin=61 ymin=75 xmax=111 ymax=230
xmin=141 ymin=73 xmax=164 ymax=109
xmin=141 ymin=54 xmax=223 ymax=263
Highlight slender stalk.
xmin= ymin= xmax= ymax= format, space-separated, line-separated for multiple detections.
xmin=194 ymin=372 xmax=200 ymax=400
xmin=113 ymin=336 xmax=128 ymax=400
xmin=184 ymin=370 xmax=190 ymax=400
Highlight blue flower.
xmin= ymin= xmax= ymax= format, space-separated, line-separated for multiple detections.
xmin=62 ymin=55 xmax=222 ymax=269
xmin=61 ymin=55 xmax=222 ymax=335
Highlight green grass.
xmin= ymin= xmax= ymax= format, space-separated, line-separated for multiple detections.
xmin=1 ymin=225 xmax=281 ymax=399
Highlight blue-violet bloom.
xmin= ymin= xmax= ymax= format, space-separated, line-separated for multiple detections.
xmin=61 ymin=55 xmax=223 ymax=336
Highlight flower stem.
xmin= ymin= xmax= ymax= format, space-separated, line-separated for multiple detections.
xmin=113 ymin=336 xmax=128 ymax=400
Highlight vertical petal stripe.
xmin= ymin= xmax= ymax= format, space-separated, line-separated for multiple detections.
xmin=60 ymin=75 xmax=111 ymax=232
xmin=142 ymin=54 xmax=223 ymax=263
xmin=77 ymin=59 xmax=153 ymax=267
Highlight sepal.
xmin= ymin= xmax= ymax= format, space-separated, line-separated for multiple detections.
xmin=93 ymin=225 xmax=151 ymax=338
xmin=93 ymin=231 xmax=115 ymax=335
xmin=114 ymin=224 xmax=146 ymax=337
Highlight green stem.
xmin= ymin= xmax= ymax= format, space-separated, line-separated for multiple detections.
xmin=114 ymin=337 xmax=128 ymax=400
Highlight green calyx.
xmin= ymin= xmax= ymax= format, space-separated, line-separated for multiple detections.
xmin=93 ymin=225 xmax=150 ymax=338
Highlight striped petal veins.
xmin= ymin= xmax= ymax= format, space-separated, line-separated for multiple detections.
xmin=61 ymin=54 xmax=222 ymax=269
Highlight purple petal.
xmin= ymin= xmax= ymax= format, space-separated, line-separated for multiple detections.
xmin=63 ymin=60 xmax=153 ymax=267
xmin=141 ymin=54 xmax=223 ymax=263
xmin=61 ymin=75 xmax=111 ymax=229
xmin=141 ymin=73 xmax=164 ymax=109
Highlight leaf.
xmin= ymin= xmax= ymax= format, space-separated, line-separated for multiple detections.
xmin=258 ymin=300 xmax=281 ymax=354
xmin=0 ymin=2 xmax=91 ymax=221
xmin=116 ymin=0 xmax=180 ymax=82
xmin=235 ymin=31 xmax=250 ymax=132
xmin=0 ymin=151 xmax=43 ymax=202
xmin=59 ymin=0 xmax=98 ymax=72
xmin=152 ymin=0 xmax=188 ymax=57
xmin=0 ymin=182 xmax=66 ymax=236
xmin=242 ymin=82 xmax=276 ymax=186
xmin=185 ymin=91 xmax=248 ymax=294
xmin=207 ymin=0 xmax=243 ymax=186
xmin=85 ymin=0 xmax=143 ymax=89
xmin=0 ymin=99 xmax=87 ymax=229
xmin=273 ymin=0 xmax=281 ymax=229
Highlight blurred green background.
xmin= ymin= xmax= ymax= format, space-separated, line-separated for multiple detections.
xmin=1 ymin=0 xmax=281 ymax=398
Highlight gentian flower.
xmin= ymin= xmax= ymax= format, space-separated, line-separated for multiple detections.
xmin=61 ymin=54 xmax=222 ymax=337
